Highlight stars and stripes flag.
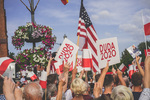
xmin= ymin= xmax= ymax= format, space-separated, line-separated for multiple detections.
xmin=77 ymin=0 xmax=99 ymax=72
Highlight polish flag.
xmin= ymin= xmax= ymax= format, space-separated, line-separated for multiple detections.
xmin=119 ymin=63 xmax=127 ymax=72
xmin=144 ymin=49 xmax=150 ymax=56
xmin=50 ymin=60 xmax=57 ymax=74
xmin=39 ymin=70 xmax=47 ymax=89
xmin=134 ymin=57 xmax=142 ymax=72
xmin=0 ymin=57 xmax=14 ymax=76
xmin=106 ymin=72 xmax=113 ymax=75
xmin=128 ymin=64 xmax=134 ymax=79
xmin=143 ymin=15 xmax=150 ymax=36
xmin=54 ymin=59 xmax=64 ymax=75
xmin=76 ymin=55 xmax=83 ymax=72
xmin=28 ymin=71 xmax=37 ymax=81
xmin=82 ymin=49 xmax=92 ymax=71
xmin=61 ymin=0 xmax=68 ymax=5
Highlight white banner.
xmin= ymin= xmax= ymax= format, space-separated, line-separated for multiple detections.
xmin=55 ymin=38 xmax=79 ymax=69
xmin=127 ymin=45 xmax=141 ymax=58
xmin=97 ymin=37 xmax=120 ymax=69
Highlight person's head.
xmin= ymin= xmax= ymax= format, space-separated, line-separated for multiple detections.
xmin=104 ymin=75 xmax=114 ymax=88
xmin=71 ymin=78 xmax=87 ymax=96
xmin=23 ymin=82 xmax=43 ymax=100
xmin=123 ymin=76 xmax=130 ymax=87
xmin=47 ymin=83 xmax=57 ymax=99
xmin=47 ymin=74 xmax=57 ymax=84
xmin=131 ymin=72 xmax=142 ymax=86
xmin=111 ymin=85 xmax=134 ymax=100
xmin=113 ymin=74 xmax=119 ymax=86
xmin=0 ymin=78 xmax=3 ymax=94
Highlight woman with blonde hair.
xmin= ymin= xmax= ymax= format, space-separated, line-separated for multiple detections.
xmin=71 ymin=78 xmax=88 ymax=100
xmin=111 ymin=85 xmax=134 ymax=100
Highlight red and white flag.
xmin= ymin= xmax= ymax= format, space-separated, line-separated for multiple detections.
xmin=82 ymin=49 xmax=92 ymax=71
xmin=54 ymin=59 xmax=64 ymax=75
xmin=144 ymin=49 xmax=150 ymax=56
xmin=61 ymin=0 xmax=68 ymax=5
xmin=128 ymin=64 xmax=134 ymax=79
xmin=28 ymin=71 xmax=37 ymax=81
xmin=0 ymin=57 xmax=14 ymax=76
xmin=77 ymin=0 xmax=99 ymax=72
xmin=143 ymin=15 xmax=150 ymax=36
xmin=76 ymin=55 xmax=83 ymax=72
xmin=39 ymin=70 xmax=47 ymax=89
xmin=119 ymin=63 xmax=127 ymax=72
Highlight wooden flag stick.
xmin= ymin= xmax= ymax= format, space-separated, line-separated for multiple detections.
xmin=115 ymin=64 xmax=118 ymax=69
xmin=0 ymin=74 xmax=4 ymax=79
xmin=74 ymin=35 xmax=80 ymax=69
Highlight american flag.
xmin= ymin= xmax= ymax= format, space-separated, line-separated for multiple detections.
xmin=77 ymin=0 xmax=99 ymax=72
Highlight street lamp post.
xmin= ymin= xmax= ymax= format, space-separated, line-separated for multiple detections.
xmin=53 ymin=34 xmax=67 ymax=45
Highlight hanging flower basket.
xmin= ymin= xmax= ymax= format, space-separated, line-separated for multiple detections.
xmin=12 ymin=22 xmax=56 ymax=50
xmin=15 ymin=46 xmax=51 ymax=70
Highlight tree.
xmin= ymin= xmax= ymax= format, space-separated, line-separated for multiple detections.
xmin=138 ymin=41 xmax=150 ymax=62
xmin=8 ymin=52 xmax=15 ymax=60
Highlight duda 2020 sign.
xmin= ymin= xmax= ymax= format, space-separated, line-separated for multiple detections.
xmin=97 ymin=37 xmax=120 ymax=69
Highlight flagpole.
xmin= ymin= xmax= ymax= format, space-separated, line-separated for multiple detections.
xmin=142 ymin=12 xmax=148 ymax=53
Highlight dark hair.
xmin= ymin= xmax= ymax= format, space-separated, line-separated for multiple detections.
xmin=95 ymin=74 xmax=100 ymax=82
xmin=131 ymin=72 xmax=142 ymax=86
xmin=52 ymin=52 xmax=57 ymax=61
xmin=47 ymin=74 xmax=57 ymax=84
xmin=104 ymin=75 xmax=114 ymax=87
xmin=113 ymin=75 xmax=119 ymax=86
xmin=0 ymin=78 xmax=4 ymax=94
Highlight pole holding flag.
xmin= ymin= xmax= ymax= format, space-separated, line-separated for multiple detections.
xmin=142 ymin=12 xmax=150 ymax=56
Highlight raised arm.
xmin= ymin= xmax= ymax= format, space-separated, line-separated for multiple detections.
xmin=71 ymin=67 xmax=77 ymax=83
xmin=46 ymin=57 xmax=54 ymax=76
xmin=117 ymin=69 xmax=126 ymax=86
xmin=136 ymin=56 xmax=144 ymax=77
xmin=143 ymin=56 xmax=150 ymax=88
xmin=56 ymin=78 xmax=66 ymax=100
xmin=93 ymin=62 xmax=109 ymax=98
xmin=62 ymin=62 xmax=70 ymax=93
xmin=79 ymin=69 xmax=85 ymax=79
xmin=139 ymin=56 xmax=150 ymax=100
xmin=98 ymin=62 xmax=109 ymax=89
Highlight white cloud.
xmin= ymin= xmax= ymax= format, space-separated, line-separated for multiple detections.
xmin=104 ymin=32 xmax=111 ymax=36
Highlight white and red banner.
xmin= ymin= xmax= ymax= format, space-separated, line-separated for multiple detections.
xmin=97 ymin=37 xmax=120 ymax=69
xmin=55 ymin=38 xmax=79 ymax=72
xmin=82 ymin=49 xmax=92 ymax=71
xmin=76 ymin=55 xmax=83 ymax=72
xmin=0 ymin=57 xmax=14 ymax=76
xmin=142 ymin=15 xmax=150 ymax=36
xmin=128 ymin=64 xmax=134 ymax=79
xmin=28 ymin=71 xmax=37 ymax=81
xmin=39 ymin=70 xmax=47 ymax=89
xmin=54 ymin=58 xmax=64 ymax=75
xmin=119 ymin=63 xmax=127 ymax=72
xmin=145 ymin=49 xmax=150 ymax=56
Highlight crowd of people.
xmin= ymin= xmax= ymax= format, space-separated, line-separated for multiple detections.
xmin=0 ymin=53 xmax=150 ymax=100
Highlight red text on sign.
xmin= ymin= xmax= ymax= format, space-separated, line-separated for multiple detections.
xmin=99 ymin=42 xmax=116 ymax=60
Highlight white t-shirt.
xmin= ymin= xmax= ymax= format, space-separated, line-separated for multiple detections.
xmin=20 ymin=77 xmax=25 ymax=84
xmin=65 ymin=89 xmax=73 ymax=100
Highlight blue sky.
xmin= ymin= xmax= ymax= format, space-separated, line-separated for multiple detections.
xmin=4 ymin=0 xmax=150 ymax=56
